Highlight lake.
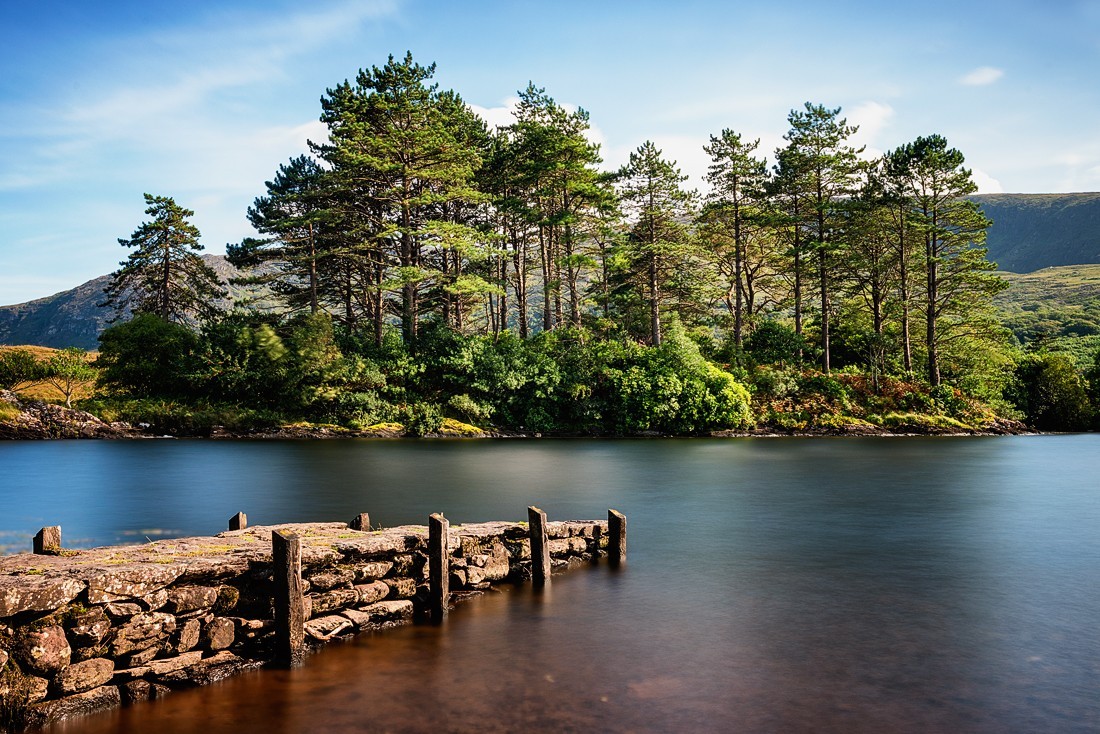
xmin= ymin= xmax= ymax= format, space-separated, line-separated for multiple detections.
xmin=2 ymin=436 xmax=1098 ymax=733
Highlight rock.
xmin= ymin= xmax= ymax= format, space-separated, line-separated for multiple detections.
xmin=383 ymin=578 xmax=417 ymax=599
xmin=304 ymin=615 xmax=352 ymax=641
xmin=354 ymin=581 xmax=389 ymax=605
xmin=26 ymin=674 xmax=50 ymax=703
xmin=145 ymin=650 xmax=203 ymax=676
xmin=156 ymin=651 xmax=249 ymax=687
xmin=354 ymin=562 xmax=392 ymax=581
xmin=104 ymin=602 xmax=143 ymax=620
xmin=140 ymin=588 xmax=170 ymax=611
xmin=391 ymin=554 xmax=416 ymax=576
xmin=339 ymin=609 xmax=372 ymax=630
xmin=360 ymin=600 xmax=414 ymax=623
xmin=202 ymin=618 xmax=235 ymax=651
xmin=56 ymin=657 xmax=115 ymax=695
xmin=449 ymin=569 xmax=468 ymax=588
xmin=14 ymin=625 xmax=71 ymax=676
xmin=172 ymin=618 xmax=201 ymax=654
xmin=0 ymin=648 xmax=8 ymax=670
xmin=165 ymin=586 xmax=218 ymax=614
xmin=308 ymin=569 xmax=354 ymax=591
xmin=110 ymin=612 xmax=176 ymax=657
xmin=26 ymin=684 xmax=121 ymax=728
xmin=120 ymin=679 xmax=152 ymax=704
xmin=67 ymin=606 xmax=111 ymax=647
xmin=466 ymin=566 xmax=485 ymax=585
xmin=483 ymin=539 xmax=511 ymax=581
xmin=310 ymin=588 xmax=359 ymax=616
xmin=123 ymin=645 xmax=161 ymax=667
xmin=0 ymin=574 xmax=84 ymax=618
xmin=85 ymin=564 xmax=184 ymax=604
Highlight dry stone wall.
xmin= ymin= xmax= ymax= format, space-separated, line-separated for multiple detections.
xmin=0 ymin=516 xmax=611 ymax=732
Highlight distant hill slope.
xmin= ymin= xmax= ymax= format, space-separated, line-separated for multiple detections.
xmin=0 ymin=255 xmax=253 ymax=349
xmin=975 ymin=192 xmax=1100 ymax=273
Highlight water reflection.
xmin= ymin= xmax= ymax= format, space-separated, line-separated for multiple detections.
xmin=3 ymin=436 xmax=1097 ymax=732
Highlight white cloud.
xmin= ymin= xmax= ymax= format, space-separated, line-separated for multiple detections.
xmin=848 ymin=101 xmax=896 ymax=160
xmin=971 ymin=168 xmax=1004 ymax=193
xmin=958 ymin=66 xmax=1005 ymax=86
xmin=469 ymin=97 xmax=610 ymax=158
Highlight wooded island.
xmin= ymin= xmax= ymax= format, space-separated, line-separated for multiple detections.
xmin=2 ymin=53 xmax=1098 ymax=436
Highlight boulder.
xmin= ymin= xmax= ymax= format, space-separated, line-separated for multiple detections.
xmin=67 ymin=606 xmax=111 ymax=647
xmin=123 ymin=645 xmax=161 ymax=667
xmin=55 ymin=657 xmax=115 ymax=695
xmin=85 ymin=564 xmax=184 ymax=604
xmin=109 ymin=612 xmax=176 ymax=657
xmin=202 ymin=618 xmax=235 ymax=651
xmin=360 ymin=600 xmax=414 ymax=623
xmin=310 ymin=588 xmax=359 ymax=616
xmin=354 ymin=581 xmax=389 ymax=606
xmin=104 ymin=603 xmax=143 ymax=620
xmin=0 ymin=575 xmax=84 ymax=618
xmin=14 ymin=625 xmax=71 ymax=676
xmin=354 ymin=561 xmax=392 ymax=581
xmin=307 ymin=569 xmax=354 ymax=591
xmin=304 ymin=615 xmax=352 ymax=641
xmin=26 ymin=684 xmax=121 ymax=728
xmin=165 ymin=586 xmax=218 ymax=614
xmin=483 ymin=539 xmax=511 ymax=582
xmin=172 ymin=618 xmax=201 ymax=654
xmin=156 ymin=651 xmax=249 ymax=687
xmin=383 ymin=578 xmax=417 ymax=599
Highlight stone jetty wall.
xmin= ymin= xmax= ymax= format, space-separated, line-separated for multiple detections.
xmin=0 ymin=512 xmax=617 ymax=731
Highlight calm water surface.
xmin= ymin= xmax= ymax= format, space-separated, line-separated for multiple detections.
xmin=1 ymin=436 xmax=1098 ymax=733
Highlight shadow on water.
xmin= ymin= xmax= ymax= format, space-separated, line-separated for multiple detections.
xmin=3 ymin=435 xmax=1097 ymax=733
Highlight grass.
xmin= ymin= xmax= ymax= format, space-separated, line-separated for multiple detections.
xmin=0 ymin=345 xmax=99 ymax=404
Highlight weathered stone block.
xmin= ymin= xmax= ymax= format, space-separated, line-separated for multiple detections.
xmin=354 ymin=562 xmax=392 ymax=582
xmin=202 ymin=617 xmax=235 ymax=651
xmin=156 ymin=651 xmax=247 ymax=686
xmin=172 ymin=618 xmax=201 ymax=654
xmin=165 ymin=586 xmax=218 ymax=614
xmin=140 ymin=588 xmax=170 ymax=611
xmin=310 ymin=588 xmax=359 ymax=616
xmin=109 ymin=612 xmax=176 ymax=657
xmin=123 ymin=645 xmax=161 ymax=667
xmin=26 ymin=684 xmax=121 ymax=728
xmin=0 ymin=575 xmax=84 ymax=618
xmin=354 ymin=581 xmax=389 ymax=606
xmin=104 ymin=602 xmax=142 ymax=620
xmin=307 ymin=568 xmax=354 ymax=591
xmin=383 ymin=577 xmax=417 ymax=599
xmin=56 ymin=657 xmax=115 ymax=695
xmin=67 ymin=606 xmax=111 ymax=648
xmin=483 ymin=539 xmax=510 ymax=582
xmin=360 ymin=600 xmax=414 ymax=622
xmin=339 ymin=609 xmax=372 ymax=629
xmin=14 ymin=625 xmax=71 ymax=676
xmin=347 ymin=513 xmax=370 ymax=531
xmin=33 ymin=526 xmax=62 ymax=555
xmin=466 ymin=566 xmax=485 ymax=585
xmin=391 ymin=554 xmax=416 ymax=576
xmin=449 ymin=569 xmax=468 ymax=588
xmin=85 ymin=564 xmax=183 ymax=604
xmin=0 ymin=649 xmax=8 ymax=670
xmin=467 ymin=554 xmax=488 ymax=568
xmin=145 ymin=650 xmax=203 ymax=676
xmin=304 ymin=615 xmax=352 ymax=641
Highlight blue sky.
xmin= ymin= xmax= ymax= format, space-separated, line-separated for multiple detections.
xmin=2 ymin=0 xmax=1098 ymax=304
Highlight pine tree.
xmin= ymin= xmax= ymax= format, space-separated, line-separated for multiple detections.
xmin=102 ymin=194 xmax=225 ymax=325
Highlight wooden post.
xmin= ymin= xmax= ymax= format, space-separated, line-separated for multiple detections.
xmin=528 ymin=506 xmax=551 ymax=585
xmin=229 ymin=512 xmax=247 ymax=531
xmin=33 ymin=526 xmax=61 ymax=555
xmin=428 ymin=513 xmax=449 ymax=623
xmin=348 ymin=513 xmax=370 ymax=531
xmin=272 ymin=530 xmax=305 ymax=667
xmin=608 ymin=509 xmax=626 ymax=565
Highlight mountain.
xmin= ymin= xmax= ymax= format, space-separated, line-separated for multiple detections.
xmin=0 ymin=255 xmax=253 ymax=350
xmin=974 ymin=192 xmax=1100 ymax=273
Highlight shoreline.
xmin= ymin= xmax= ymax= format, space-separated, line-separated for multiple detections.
xmin=0 ymin=390 xmax=1037 ymax=440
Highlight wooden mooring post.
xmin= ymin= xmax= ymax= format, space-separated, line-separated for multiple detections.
xmin=272 ymin=529 xmax=305 ymax=667
xmin=528 ymin=506 xmax=551 ymax=585
xmin=348 ymin=513 xmax=370 ymax=531
xmin=608 ymin=509 xmax=626 ymax=565
xmin=33 ymin=526 xmax=61 ymax=555
xmin=428 ymin=513 xmax=449 ymax=623
xmin=229 ymin=512 xmax=247 ymax=531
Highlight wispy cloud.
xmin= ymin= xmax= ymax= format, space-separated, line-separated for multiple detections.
xmin=958 ymin=66 xmax=1004 ymax=86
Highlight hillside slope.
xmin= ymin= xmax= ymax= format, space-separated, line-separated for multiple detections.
xmin=975 ymin=192 xmax=1100 ymax=273
xmin=0 ymin=255 xmax=253 ymax=349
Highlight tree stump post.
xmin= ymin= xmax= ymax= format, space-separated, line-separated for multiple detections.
xmin=229 ymin=512 xmax=247 ymax=531
xmin=348 ymin=513 xmax=370 ymax=531
xmin=272 ymin=530 xmax=305 ymax=667
xmin=33 ymin=526 xmax=61 ymax=555
xmin=608 ymin=509 xmax=626 ymax=565
xmin=428 ymin=513 xmax=449 ymax=623
xmin=528 ymin=506 xmax=551 ymax=585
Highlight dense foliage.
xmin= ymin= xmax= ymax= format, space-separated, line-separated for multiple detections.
xmin=4 ymin=52 xmax=1091 ymax=434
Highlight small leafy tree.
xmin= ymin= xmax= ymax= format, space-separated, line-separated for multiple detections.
xmin=42 ymin=348 xmax=96 ymax=408
xmin=96 ymin=314 xmax=200 ymax=398
xmin=0 ymin=348 xmax=44 ymax=391
xmin=1010 ymin=352 xmax=1091 ymax=431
